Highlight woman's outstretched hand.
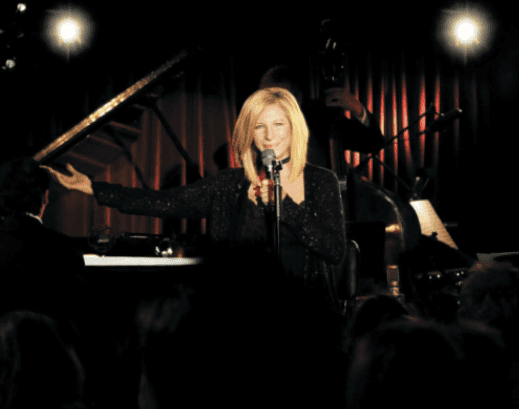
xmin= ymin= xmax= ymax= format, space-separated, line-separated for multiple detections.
xmin=41 ymin=164 xmax=94 ymax=195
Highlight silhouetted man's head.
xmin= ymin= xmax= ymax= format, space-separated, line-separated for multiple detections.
xmin=0 ymin=157 xmax=50 ymax=218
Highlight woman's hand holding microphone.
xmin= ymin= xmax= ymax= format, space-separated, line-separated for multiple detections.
xmin=254 ymin=179 xmax=275 ymax=205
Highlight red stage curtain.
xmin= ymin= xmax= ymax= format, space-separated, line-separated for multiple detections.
xmin=339 ymin=52 xmax=463 ymax=201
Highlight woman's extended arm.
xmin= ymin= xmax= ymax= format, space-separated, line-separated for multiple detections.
xmin=92 ymin=177 xmax=217 ymax=220
xmin=43 ymin=163 xmax=231 ymax=220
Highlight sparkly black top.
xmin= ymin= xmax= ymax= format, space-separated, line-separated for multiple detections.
xmin=93 ymin=163 xmax=346 ymax=282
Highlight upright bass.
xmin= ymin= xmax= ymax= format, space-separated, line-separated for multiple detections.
xmin=314 ymin=24 xmax=421 ymax=300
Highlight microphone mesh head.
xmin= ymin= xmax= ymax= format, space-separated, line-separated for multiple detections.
xmin=261 ymin=149 xmax=276 ymax=169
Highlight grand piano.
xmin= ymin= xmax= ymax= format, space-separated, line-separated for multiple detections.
xmin=33 ymin=47 xmax=208 ymax=270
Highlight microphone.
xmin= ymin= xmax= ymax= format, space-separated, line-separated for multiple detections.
xmin=261 ymin=149 xmax=276 ymax=177
xmin=427 ymin=109 xmax=463 ymax=133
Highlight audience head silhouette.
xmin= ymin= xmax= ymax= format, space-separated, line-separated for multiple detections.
xmin=346 ymin=318 xmax=464 ymax=409
xmin=0 ymin=310 xmax=85 ymax=408
xmin=458 ymin=260 xmax=519 ymax=357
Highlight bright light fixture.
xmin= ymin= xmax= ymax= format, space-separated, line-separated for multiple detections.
xmin=43 ymin=7 xmax=93 ymax=58
xmin=454 ymin=17 xmax=479 ymax=45
xmin=435 ymin=3 xmax=495 ymax=61
xmin=56 ymin=18 xmax=81 ymax=44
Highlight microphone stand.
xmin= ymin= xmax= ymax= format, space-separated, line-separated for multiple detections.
xmin=355 ymin=105 xmax=439 ymax=194
xmin=272 ymin=160 xmax=283 ymax=257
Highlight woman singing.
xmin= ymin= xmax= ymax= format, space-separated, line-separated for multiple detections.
xmin=44 ymin=88 xmax=346 ymax=304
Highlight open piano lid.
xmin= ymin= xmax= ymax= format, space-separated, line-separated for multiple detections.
xmin=32 ymin=47 xmax=201 ymax=167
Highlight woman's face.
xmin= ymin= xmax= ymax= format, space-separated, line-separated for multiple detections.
xmin=252 ymin=104 xmax=292 ymax=161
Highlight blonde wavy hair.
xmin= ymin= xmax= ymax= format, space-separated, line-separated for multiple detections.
xmin=232 ymin=87 xmax=308 ymax=184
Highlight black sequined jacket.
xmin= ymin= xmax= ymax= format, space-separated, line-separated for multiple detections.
xmin=93 ymin=163 xmax=346 ymax=298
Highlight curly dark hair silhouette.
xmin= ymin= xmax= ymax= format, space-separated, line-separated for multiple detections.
xmin=0 ymin=157 xmax=49 ymax=217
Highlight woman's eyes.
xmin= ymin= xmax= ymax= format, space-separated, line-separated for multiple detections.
xmin=255 ymin=123 xmax=285 ymax=129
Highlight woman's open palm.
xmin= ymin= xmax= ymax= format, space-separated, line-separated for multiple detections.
xmin=41 ymin=164 xmax=93 ymax=195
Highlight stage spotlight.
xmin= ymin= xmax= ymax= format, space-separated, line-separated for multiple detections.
xmin=43 ymin=7 xmax=94 ymax=58
xmin=2 ymin=58 xmax=16 ymax=71
xmin=57 ymin=18 xmax=81 ymax=44
xmin=436 ymin=3 xmax=495 ymax=62
xmin=16 ymin=4 xmax=27 ymax=14
xmin=0 ymin=4 xmax=28 ymax=73
xmin=454 ymin=17 xmax=479 ymax=45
